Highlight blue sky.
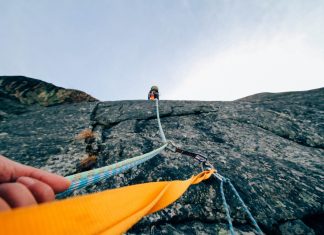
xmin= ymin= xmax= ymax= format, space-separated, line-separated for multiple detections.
xmin=1 ymin=0 xmax=323 ymax=101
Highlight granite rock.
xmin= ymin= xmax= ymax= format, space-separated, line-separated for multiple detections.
xmin=0 ymin=80 xmax=323 ymax=234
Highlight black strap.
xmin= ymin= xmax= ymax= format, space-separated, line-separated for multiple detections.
xmin=175 ymin=148 xmax=208 ymax=163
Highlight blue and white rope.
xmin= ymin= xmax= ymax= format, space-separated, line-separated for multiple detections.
xmin=227 ymin=179 xmax=263 ymax=235
xmin=155 ymin=99 xmax=167 ymax=143
xmin=220 ymin=180 xmax=235 ymax=235
xmin=57 ymin=99 xmax=168 ymax=198
xmin=57 ymin=143 xmax=168 ymax=198
xmin=216 ymin=174 xmax=263 ymax=235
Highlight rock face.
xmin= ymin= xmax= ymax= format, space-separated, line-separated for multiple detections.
xmin=0 ymin=76 xmax=97 ymax=112
xmin=0 ymin=79 xmax=323 ymax=235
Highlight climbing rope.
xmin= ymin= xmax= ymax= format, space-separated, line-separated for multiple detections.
xmin=170 ymin=148 xmax=263 ymax=234
xmin=155 ymin=99 xmax=167 ymax=143
xmin=220 ymin=180 xmax=235 ymax=235
xmin=57 ymin=143 xmax=168 ymax=198
xmin=209 ymin=163 xmax=263 ymax=235
xmin=226 ymin=178 xmax=263 ymax=235
xmin=57 ymin=99 xmax=168 ymax=198
xmin=218 ymin=177 xmax=263 ymax=235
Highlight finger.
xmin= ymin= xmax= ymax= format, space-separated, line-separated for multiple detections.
xmin=25 ymin=167 xmax=71 ymax=193
xmin=0 ymin=183 xmax=37 ymax=208
xmin=0 ymin=155 xmax=70 ymax=193
xmin=0 ymin=197 xmax=11 ymax=211
xmin=17 ymin=177 xmax=55 ymax=203
xmin=9 ymin=161 xmax=70 ymax=193
xmin=0 ymin=155 xmax=16 ymax=182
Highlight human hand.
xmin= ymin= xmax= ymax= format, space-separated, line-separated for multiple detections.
xmin=0 ymin=155 xmax=70 ymax=211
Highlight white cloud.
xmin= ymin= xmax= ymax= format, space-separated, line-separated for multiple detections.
xmin=166 ymin=34 xmax=324 ymax=101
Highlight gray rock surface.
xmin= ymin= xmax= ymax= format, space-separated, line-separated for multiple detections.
xmin=0 ymin=81 xmax=323 ymax=234
xmin=278 ymin=219 xmax=315 ymax=235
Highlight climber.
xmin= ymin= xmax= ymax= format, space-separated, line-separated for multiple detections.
xmin=148 ymin=86 xmax=159 ymax=100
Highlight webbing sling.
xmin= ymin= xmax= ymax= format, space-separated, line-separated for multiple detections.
xmin=0 ymin=170 xmax=214 ymax=235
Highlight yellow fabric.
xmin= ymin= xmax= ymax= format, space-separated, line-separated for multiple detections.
xmin=0 ymin=170 xmax=214 ymax=235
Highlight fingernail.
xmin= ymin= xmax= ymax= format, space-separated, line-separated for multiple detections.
xmin=17 ymin=177 xmax=36 ymax=186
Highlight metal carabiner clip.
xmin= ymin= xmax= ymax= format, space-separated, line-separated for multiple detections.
xmin=166 ymin=140 xmax=178 ymax=152
xmin=202 ymin=161 xmax=224 ymax=182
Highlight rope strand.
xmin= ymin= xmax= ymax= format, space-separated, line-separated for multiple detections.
xmin=227 ymin=179 xmax=263 ymax=235
xmin=220 ymin=180 xmax=236 ymax=235
xmin=155 ymin=99 xmax=167 ymax=143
